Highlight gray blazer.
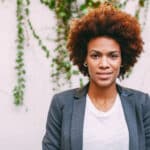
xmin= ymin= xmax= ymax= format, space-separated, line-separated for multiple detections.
xmin=42 ymin=84 xmax=150 ymax=150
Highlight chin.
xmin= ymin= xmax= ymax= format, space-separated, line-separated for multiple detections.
xmin=95 ymin=79 xmax=116 ymax=88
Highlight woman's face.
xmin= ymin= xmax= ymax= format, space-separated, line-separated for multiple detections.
xmin=85 ymin=36 xmax=122 ymax=88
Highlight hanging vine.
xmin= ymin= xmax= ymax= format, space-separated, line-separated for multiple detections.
xmin=41 ymin=0 xmax=82 ymax=90
xmin=13 ymin=0 xmax=50 ymax=105
xmin=136 ymin=0 xmax=150 ymax=27
xmin=5 ymin=0 xmax=149 ymax=105
xmin=40 ymin=0 xmax=149 ymax=90
xmin=13 ymin=0 xmax=28 ymax=105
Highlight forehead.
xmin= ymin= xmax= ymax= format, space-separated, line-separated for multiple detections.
xmin=87 ymin=36 xmax=121 ymax=53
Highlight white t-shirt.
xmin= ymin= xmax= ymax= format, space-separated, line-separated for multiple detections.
xmin=83 ymin=94 xmax=129 ymax=150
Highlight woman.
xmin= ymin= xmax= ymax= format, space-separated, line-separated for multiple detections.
xmin=42 ymin=3 xmax=150 ymax=150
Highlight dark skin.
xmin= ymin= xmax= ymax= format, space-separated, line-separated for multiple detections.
xmin=85 ymin=36 xmax=122 ymax=112
xmin=88 ymin=82 xmax=118 ymax=112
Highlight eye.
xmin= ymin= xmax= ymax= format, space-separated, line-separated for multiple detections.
xmin=90 ymin=53 xmax=99 ymax=59
xmin=110 ymin=53 xmax=120 ymax=59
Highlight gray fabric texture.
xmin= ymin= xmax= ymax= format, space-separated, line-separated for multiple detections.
xmin=42 ymin=84 xmax=150 ymax=150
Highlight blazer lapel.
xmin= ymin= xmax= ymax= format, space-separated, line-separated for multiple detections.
xmin=70 ymin=84 xmax=88 ymax=150
xmin=70 ymin=84 xmax=139 ymax=150
xmin=117 ymin=85 xmax=139 ymax=150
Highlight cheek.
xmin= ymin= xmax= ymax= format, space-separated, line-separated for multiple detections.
xmin=87 ymin=64 xmax=96 ymax=76
xmin=87 ymin=65 xmax=93 ymax=75
xmin=114 ymin=64 xmax=121 ymax=75
xmin=111 ymin=61 xmax=121 ymax=71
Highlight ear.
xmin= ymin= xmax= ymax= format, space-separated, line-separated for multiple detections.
xmin=84 ymin=62 xmax=88 ymax=67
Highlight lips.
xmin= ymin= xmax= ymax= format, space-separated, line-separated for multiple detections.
xmin=96 ymin=72 xmax=112 ymax=79
xmin=96 ymin=72 xmax=113 ymax=75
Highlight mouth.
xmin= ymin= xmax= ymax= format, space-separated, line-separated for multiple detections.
xmin=96 ymin=72 xmax=112 ymax=79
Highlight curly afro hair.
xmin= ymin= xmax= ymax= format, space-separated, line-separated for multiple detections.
xmin=67 ymin=3 xmax=143 ymax=79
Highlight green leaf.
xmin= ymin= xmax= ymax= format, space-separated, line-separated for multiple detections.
xmin=18 ymin=15 xmax=23 ymax=21
xmin=66 ymin=71 xmax=72 ymax=80
xmin=139 ymin=0 xmax=145 ymax=7
xmin=16 ymin=58 xmax=22 ymax=63
xmin=25 ymin=8 xmax=29 ymax=16
xmin=80 ymin=4 xmax=88 ymax=14
xmin=22 ymin=70 xmax=26 ymax=74
xmin=49 ymin=0 xmax=55 ymax=9
xmin=18 ymin=26 xmax=23 ymax=34
xmin=17 ymin=0 xmax=23 ymax=5
xmin=21 ymin=84 xmax=25 ymax=88
xmin=72 ymin=70 xmax=79 ymax=75
xmin=17 ymin=51 xmax=24 ymax=57
xmin=58 ymin=12 xmax=67 ymax=18
xmin=80 ymin=78 xmax=84 ymax=87
xmin=80 ymin=4 xmax=87 ymax=10
xmin=18 ymin=77 xmax=25 ymax=82
xmin=26 ymin=0 xmax=30 ymax=5
xmin=17 ymin=45 xmax=23 ymax=49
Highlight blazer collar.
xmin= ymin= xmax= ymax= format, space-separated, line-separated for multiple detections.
xmin=74 ymin=82 xmax=134 ymax=99
xmin=72 ymin=82 xmax=138 ymax=150
xmin=71 ymin=84 xmax=88 ymax=150
xmin=74 ymin=83 xmax=89 ymax=99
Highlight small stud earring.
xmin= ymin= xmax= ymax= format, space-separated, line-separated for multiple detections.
xmin=84 ymin=63 xmax=88 ymax=67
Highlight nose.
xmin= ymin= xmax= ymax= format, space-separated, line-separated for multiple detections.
xmin=99 ymin=57 xmax=109 ymax=68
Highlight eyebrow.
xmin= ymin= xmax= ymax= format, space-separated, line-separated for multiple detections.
xmin=89 ymin=49 xmax=120 ymax=53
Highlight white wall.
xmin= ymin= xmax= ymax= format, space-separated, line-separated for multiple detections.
xmin=0 ymin=1 xmax=55 ymax=150
xmin=122 ymin=2 xmax=150 ymax=93
xmin=0 ymin=1 xmax=150 ymax=150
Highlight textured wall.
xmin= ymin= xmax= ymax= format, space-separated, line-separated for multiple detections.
xmin=121 ymin=2 xmax=150 ymax=93
xmin=0 ymin=1 xmax=55 ymax=150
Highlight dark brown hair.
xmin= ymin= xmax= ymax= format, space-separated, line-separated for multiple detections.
xmin=67 ymin=3 xmax=143 ymax=78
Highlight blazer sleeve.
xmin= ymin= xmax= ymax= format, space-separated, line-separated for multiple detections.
xmin=42 ymin=94 xmax=62 ymax=150
xmin=143 ymin=94 xmax=150 ymax=150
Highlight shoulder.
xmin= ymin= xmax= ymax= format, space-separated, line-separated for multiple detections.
xmin=118 ymin=84 xmax=150 ymax=105
xmin=54 ymin=88 xmax=78 ymax=98
xmin=47 ymin=88 xmax=81 ymax=118
xmin=118 ymin=83 xmax=148 ymax=96
xmin=51 ymin=87 xmax=80 ymax=107
xmin=123 ymin=86 xmax=148 ymax=95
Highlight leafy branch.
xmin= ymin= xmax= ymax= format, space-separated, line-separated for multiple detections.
xmin=13 ymin=0 xmax=28 ymax=105
xmin=11 ymin=0 xmax=150 ymax=105
xmin=40 ymin=0 xmax=129 ymax=90
xmin=13 ymin=0 xmax=50 ymax=105
xmin=27 ymin=19 xmax=50 ymax=58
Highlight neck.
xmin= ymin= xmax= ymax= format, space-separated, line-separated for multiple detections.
xmin=88 ymin=82 xmax=118 ymax=102
xmin=87 ymin=82 xmax=118 ymax=112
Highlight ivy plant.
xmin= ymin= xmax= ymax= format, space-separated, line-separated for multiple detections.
xmin=13 ymin=0 xmax=50 ymax=105
xmin=13 ymin=0 xmax=28 ymax=105
xmin=6 ymin=0 xmax=149 ymax=105
xmin=41 ymin=0 xmax=149 ymax=90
